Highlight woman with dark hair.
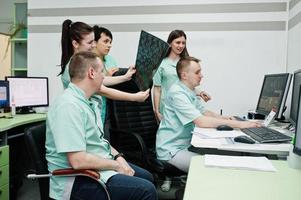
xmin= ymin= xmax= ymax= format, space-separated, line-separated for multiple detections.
xmin=93 ymin=26 xmax=119 ymax=76
xmin=60 ymin=20 xmax=149 ymax=122
xmin=153 ymin=30 xmax=211 ymax=122
xmin=92 ymin=25 xmax=137 ymax=123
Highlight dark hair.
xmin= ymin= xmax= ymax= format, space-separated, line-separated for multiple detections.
xmin=69 ymin=51 xmax=100 ymax=81
xmin=176 ymin=56 xmax=200 ymax=79
xmin=166 ymin=30 xmax=189 ymax=58
xmin=93 ymin=25 xmax=113 ymax=42
xmin=59 ymin=19 xmax=93 ymax=75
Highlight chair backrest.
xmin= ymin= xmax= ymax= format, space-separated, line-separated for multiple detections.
xmin=108 ymin=97 xmax=158 ymax=150
xmin=108 ymin=71 xmax=185 ymax=177
xmin=24 ymin=122 xmax=50 ymax=200
xmin=108 ymin=85 xmax=186 ymax=177
xmin=107 ymin=74 xmax=158 ymax=165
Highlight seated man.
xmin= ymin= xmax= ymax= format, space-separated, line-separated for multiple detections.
xmin=46 ymin=51 xmax=157 ymax=200
xmin=156 ymin=56 xmax=261 ymax=173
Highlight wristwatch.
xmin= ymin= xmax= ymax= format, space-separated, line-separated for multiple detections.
xmin=114 ymin=153 xmax=124 ymax=160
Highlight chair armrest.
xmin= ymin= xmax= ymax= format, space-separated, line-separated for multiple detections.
xmin=109 ymin=128 xmax=148 ymax=163
xmin=53 ymin=168 xmax=100 ymax=180
xmin=27 ymin=168 xmax=100 ymax=181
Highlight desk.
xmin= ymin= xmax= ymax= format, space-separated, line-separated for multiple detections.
xmin=0 ymin=113 xmax=46 ymax=145
xmin=0 ymin=113 xmax=46 ymax=200
xmin=184 ymin=156 xmax=301 ymax=200
xmin=191 ymin=126 xmax=293 ymax=157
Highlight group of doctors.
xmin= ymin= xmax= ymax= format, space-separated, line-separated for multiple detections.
xmin=45 ymin=19 xmax=261 ymax=200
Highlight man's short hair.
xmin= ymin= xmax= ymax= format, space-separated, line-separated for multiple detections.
xmin=176 ymin=56 xmax=200 ymax=79
xmin=69 ymin=51 xmax=100 ymax=81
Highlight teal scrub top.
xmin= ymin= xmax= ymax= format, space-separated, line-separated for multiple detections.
xmin=104 ymin=54 xmax=117 ymax=71
xmin=156 ymin=81 xmax=205 ymax=161
xmin=46 ymin=83 xmax=117 ymax=200
xmin=60 ymin=62 xmax=71 ymax=90
xmin=153 ymin=57 xmax=179 ymax=113
xmin=61 ymin=55 xmax=118 ymax=124
xmin=101 ymin=55 xmax=118 ymax=122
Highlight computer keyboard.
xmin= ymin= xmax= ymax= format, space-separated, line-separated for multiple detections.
xmin=240 ymin=127 xmax=292 ymax=143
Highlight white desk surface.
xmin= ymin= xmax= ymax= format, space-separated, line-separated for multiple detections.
xmin=184 ymin=156 xmax=301 ymax=200
xmin=191 ymin=127 xmax=293 ymax=156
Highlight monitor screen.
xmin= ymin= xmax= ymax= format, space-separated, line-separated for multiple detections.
xmin=5 ymin=77 xmax=49 ymax=108
xmin=256 ymin=73 xmax=292 ymax=119
xmin=293 ymin=85 xmax=301 ymax=156
xmin=289 ymin=69 xmax=301 ymax=126
xmin=0 ymin=80 xmax=9 ymax=108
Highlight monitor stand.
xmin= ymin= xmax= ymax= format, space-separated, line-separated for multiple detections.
xmin=16 ymin=106 xmax=36 ymax=114
xmin=275 ymin=106 xmax=290 ymax=123
xmin=0 ymin=108 xmax=5 ymax=118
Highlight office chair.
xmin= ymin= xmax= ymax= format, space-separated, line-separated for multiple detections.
xmin=107 ymin=74 xmax=186 ymax=192
xmin=24 ymin=122 xmax=110 ymax=200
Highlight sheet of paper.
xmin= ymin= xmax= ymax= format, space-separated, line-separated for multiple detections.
xmin=204 ymin=154 xmax=277 ymax=172
xmin=193 ymin=127 xmax=243 ymax=138
xmin=191 ymin=134 xmax=231 ymax=148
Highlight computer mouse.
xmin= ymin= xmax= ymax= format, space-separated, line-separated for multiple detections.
xmin=216 ymin=125 xmax=234 ymax=131
xmin=234 ymin=135 xmax=255 ymax=144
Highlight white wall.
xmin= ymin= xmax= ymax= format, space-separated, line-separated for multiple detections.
xmin=28 ymin=0 xmax=288 ymax=116
xmin=286 ymin=0 xmax=301 ymax=118
xmin=287 ymin=0 xmax=301 ymax=72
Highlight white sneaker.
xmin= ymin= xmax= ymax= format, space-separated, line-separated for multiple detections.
xmin=160 ymin=177 xmax=172 ymax=192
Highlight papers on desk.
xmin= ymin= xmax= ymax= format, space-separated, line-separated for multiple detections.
xmin=204 ymin=154 xmax=277 ymax=172
xmin=193 ymin=127 xmax=243 ymax=138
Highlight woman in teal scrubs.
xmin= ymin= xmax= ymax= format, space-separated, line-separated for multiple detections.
xmin=93 ymin=26 xmax=137 ymax=123
xmin=153 ymin=30 xmax=211 ymax=122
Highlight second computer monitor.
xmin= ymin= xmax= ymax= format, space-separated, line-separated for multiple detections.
xmin=5 ymin=77 xmax=49 ymax=112
xmin=293 ymin=85 xmax=301 ymax=156
xmin=0 ymin=80 xmax=9 ymax=108
xmin=289 ymin=69 xmax=301 ymax=126
xmin=256 ymin=73 xmax=292 ymax=119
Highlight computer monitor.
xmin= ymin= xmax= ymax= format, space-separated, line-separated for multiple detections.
xmin=293 ymin=85 xmax=301 ymax=156
xmin=256 ymin=73 xmax=292 ymax=119
xmin=5 ymin=76 xmax=49 ymax=113
xmin=0 ymin=80 xmax=9 ymax=109
xmin=289 ymin=69 xmax=301 ymax=126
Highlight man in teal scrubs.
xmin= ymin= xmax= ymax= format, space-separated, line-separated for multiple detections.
xmin=156 ymin=56 xmax=261 ymax=172
xmin=46 ymin=51 xmax=157 ymax=200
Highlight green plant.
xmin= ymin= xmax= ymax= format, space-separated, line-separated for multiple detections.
xmin=9 ymin=22 xmax=27 ymax=38
xmin=2 ymin=22 xmax=27 ymax=60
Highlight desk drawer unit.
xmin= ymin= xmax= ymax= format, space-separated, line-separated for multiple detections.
xmin=0 ymin=184 xmax=9 ymax=200
xmin=0 ymin=146 xmax=9 ymax=200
